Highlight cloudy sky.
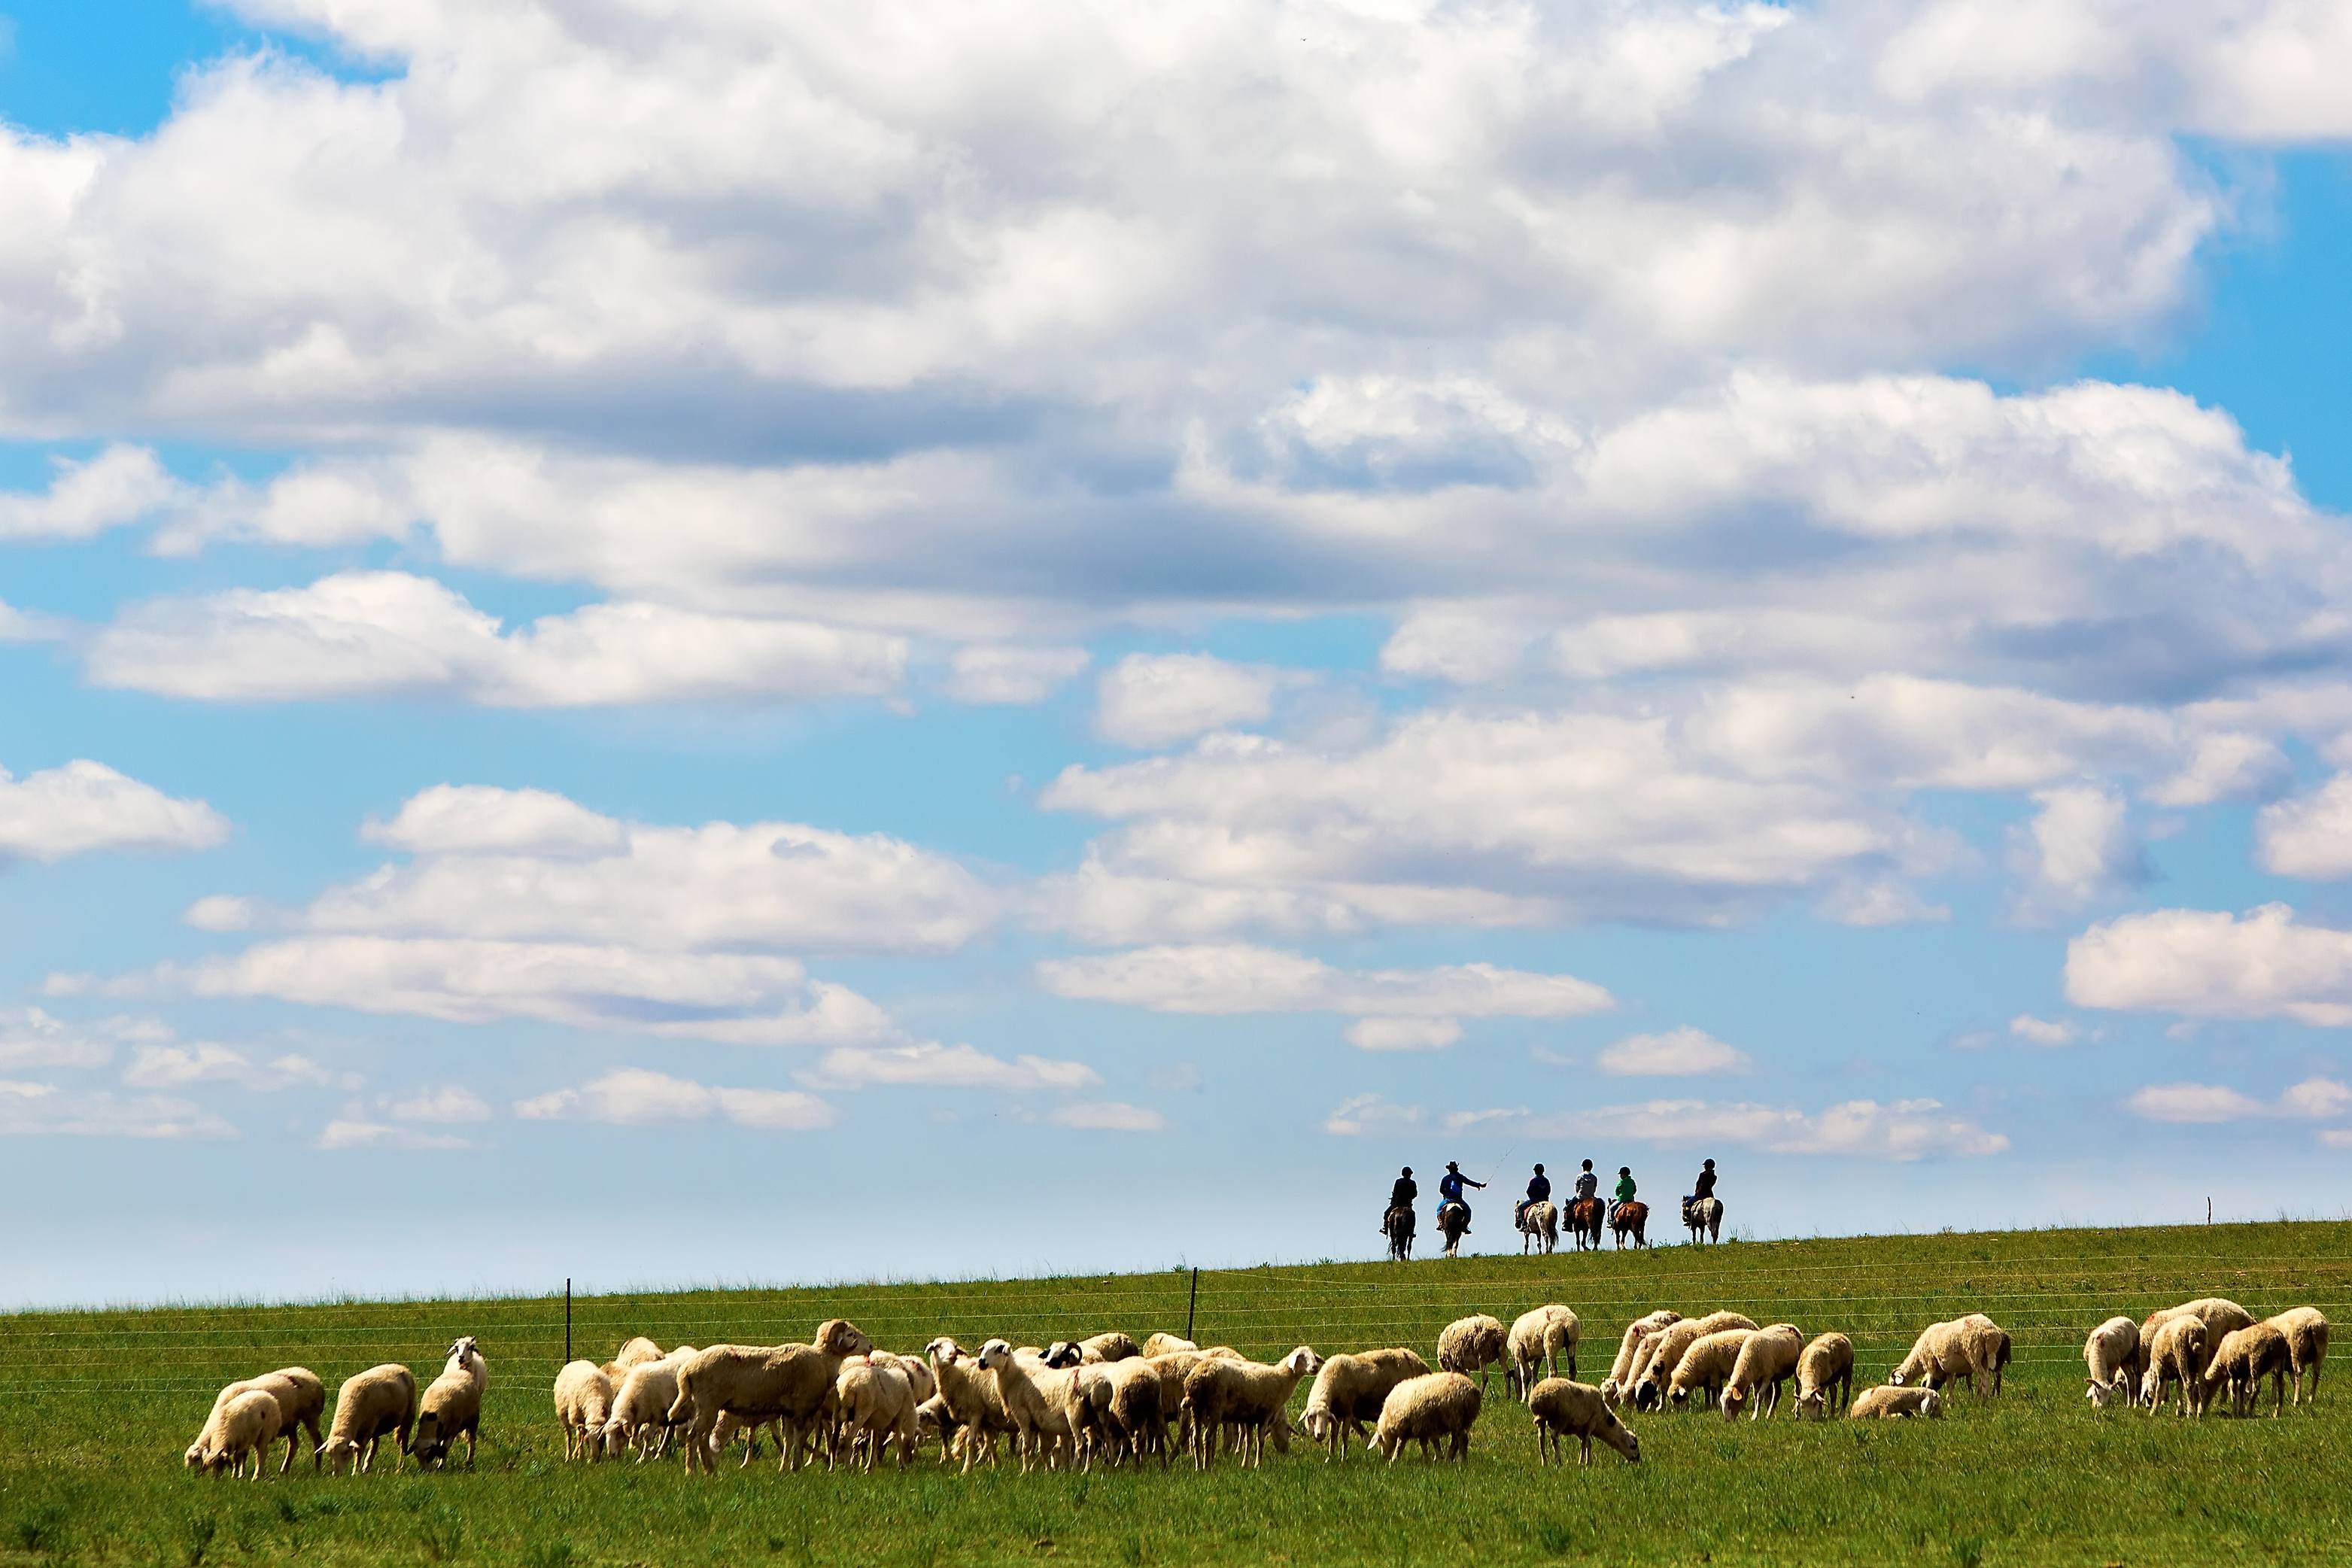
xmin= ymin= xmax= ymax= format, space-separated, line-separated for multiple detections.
xmin=5 ymin=0 xmax=2350 ymax=1305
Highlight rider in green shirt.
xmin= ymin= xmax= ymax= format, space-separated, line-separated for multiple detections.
xmin=1610 ymin=1165 xmax=1637 ymax=1219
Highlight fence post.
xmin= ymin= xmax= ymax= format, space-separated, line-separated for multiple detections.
xmin=565 ymin=1278 xmax=573 ymax=1366
xmin=1184 ymin=1268 xmax=1199 ymax=1342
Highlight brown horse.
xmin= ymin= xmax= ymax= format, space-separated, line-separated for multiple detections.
xmin=1569 ymin=1196 xmax=1604 ymax=1250
xmin=1438 ymin=1202 xmax=1472 ymax=1258
xmin=1383 ymin=1205 xmax=1415 ymax=1263
xmin=1611 ymin=1200 xmax=1649 ymax=1250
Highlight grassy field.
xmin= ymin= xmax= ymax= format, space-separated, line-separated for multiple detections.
xmin=3 ymin=1220 xmax=2348 ymax=1566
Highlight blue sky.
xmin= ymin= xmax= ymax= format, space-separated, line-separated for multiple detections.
xmin=5 ymin=1 xmax=2351 ymax=1308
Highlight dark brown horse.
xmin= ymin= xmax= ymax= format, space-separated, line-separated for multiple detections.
xmin=1438 ymin=1202 xmax=1472 ymax=1258
xmin=1569 ymin=1196 xmax=1605 ymax=1250
xmin=1611 ymin=1199 xmax=1649 ymax=1250
xmin=1384 ymin=1205 xmax=1415 ymax=1263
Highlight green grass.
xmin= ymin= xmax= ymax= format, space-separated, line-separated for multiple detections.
xmin=4 ymin=1220 xmax=2348 ymax=1565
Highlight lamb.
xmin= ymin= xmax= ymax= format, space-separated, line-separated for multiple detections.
xmin=915 ymin=1393 xmax=956 ymax=1457
xmin=2083 ymin=1317 xmax=2143 ymax=1410
xmin=1528 ymin=1378 xmax=1640 ymax=1466
xmin=409 ymin=1335 xmax=488 ymax=1469
xmin=1078 ymin=1332 xmax=1141 ymax=1363
xmin=836 ymin=1360 xmax=919 ymax=1469
xmin=1370 ymin=1371 xmax=1482 ymax=1462
xmin=1603 ymin=1311 xmax=1681 ymax=1407
xmin=1141 ymin=1333 xmax=1196 ymax=1357
xmin=601 ymin=1350 xmax=696 ymax=1461
xmin=319 ymin=1363 xmax=418 ymax=1475
xmin=552 ymin=1360 xmax=615 ymax=1460
xmin=926 ymin=1337 xmax=1020 ymax=1472
xmin=603 ymin=1336 xmax=664 ymax=1381
xmin=1849 ymin=1386 xmax=1943 ymax=1419
xmin=1793 ymin=1332 xmax=1854 ymax=1421
xmin=2140 ymin=1315 xmax=2209 ymax=1416
xmin=1299 ymin=1348 xmax=1431 ymax=1460
xmin=1667 ymin=1328 xmax=1755 ymax=1412
xmin=672 ymin=1320 xmax=873 ymax=1474
xmin=1072 ymin=1356 xmax=1167 ymax=1467
xmin=1890 ymin=1314 xmax=2009 ymax=1398
xmin=979 ymin=1338 xmax=1088 ymax=1472
xmin=1506 ymin=1305 xmax=1582 ymax=1402
xmin=1630 ymin=1312 xmax=1758 ymax=1411
xmin=2265 ymin=1308 xmax=2329 ymax=1406
xmin=1719 ymin=1323 xmax=1804 ymax=1421
xmin=187 ymin=1369 xmax=326 ymax=1476
xmin=2204 ymin=1322 xmax=2293 ymax=1418
xmin=1436 ymin=1314 xmax=1509 ymax=1388
xmin=2142 ymin=1298 xmax=2253 ymax=1381
xmin=1181 ymin=1347 xmax=1319 ymax=1469
xmin=199 ymin=1390 xmax=284 ymax=1480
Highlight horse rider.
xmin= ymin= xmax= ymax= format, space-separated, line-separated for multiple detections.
xmin=1573 ymin=1159 xmax=1599 ymax=1205
xmin=1438 ymin=1161 xmax=1486 ymax=1233
xmin=1684 ymin=1157 xmax=1717 ymax=1223
xmin=1381 ymin=1165 xmax=1417 ymax=1235
xmin=1610 ymin=1164 xmax=1637 ymax=1221
xmin=1515 ymin=1162 xmax=1551 ymax=1229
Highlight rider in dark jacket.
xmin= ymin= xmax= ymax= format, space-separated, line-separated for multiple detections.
xmin=1685 ymin=1158 xmax=1717 ymax=1223
xmin=1438 ymin=1162 xmax=1486 ymax=1233
xmin=1515 ymin=1164 xmax=1551 ymax=1229
xmin=1381 ymin=1167 xmax=1418 ymax=1235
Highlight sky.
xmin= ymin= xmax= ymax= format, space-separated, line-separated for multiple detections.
xmin=3 ymin=0 xmax=2351 ymax=1309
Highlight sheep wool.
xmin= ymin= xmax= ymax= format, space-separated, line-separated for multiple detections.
xmin=1528 ymin=1378 xmax=1640 ymax=1466
xmin=1793 ymin=1333 xmax=1855 ymax=1421
xmin=320 ymin=1364 xmax=418 ymax=1475
xmin=1371 ymin=1372 xmax=1482 ymax=1463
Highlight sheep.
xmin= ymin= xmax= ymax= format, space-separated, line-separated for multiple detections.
xmin=553 ymin=1360 xmax=615 ymax=1460
xmin=1370 ymin=1371 xmax=1482 ymax=1462
xmin=408 ymin=1336 xmax=488 ymax=1469
xmin=1506 ymin=1305 xmax=1582 ymax=1402
xmin=1720 ymin=1323 xmax=1804 ymax=1421
xmin=673 ymin=1320 xmax=872 ymax=1475
xmin=1078 ymin=1332 xmax=1141 ymax=1363
xmin=1890 ymin=1314 xmax=2009 ymax=1399
xmin=1436 ymin=1314 xmax=1509 ymax=1388
xmin=927 ymin=1337 xmax=1020 ymax=1472
xmin=319 ymin=1364 xmax=417 ymax=1475
xmin=2204 ymin=1322 xmax=2293 ymax=1418
xmin=1849 ymin=1386 xmax=1943 ymax=1420
xmin=187 ymin=1369 xmax=326 ymax=1476
xmin=915 ymin=1393 xmax=956 ymax=1457
xmin=1528 ymin=1378 xmax=1640 ymax=1466
xmin=1630 ymin=1312 xmax=1758 ymax=1412
xmin=1181 ymin=1347 xmax=1319 ymax=1469
xmin=1072 ymin=1356 xmax=1167 ymax=1468
xmin=1793 ymin=1332 xmax=1854 ymax=1421
xmin=1150 ymin=1346 xmax=1242 ymax=1456
xmin=1299 ymin=1348 xmax=1431 ymax=1460
xmin=1141 ymin=1333 xmax=1196 ymax=1358
xmin=1667 ymin=1328 xmax=1754 ymax=1412
xmin=978 ymin=1339 xmax=1090 ymax=1472
xmin=2083 ymin=1317 xmax=2142 ymax=1410
xmin=836 ymin=1360 xmax=919 ymax=1469
xmin=2140 ymin=1315 xmax=2210 ymax=1417
xmin=1603 ymin=1310 xmax=1682 ymax=1407
xmin=602 ymin=1336 xmax=664 ymax=1381
xmin=2265 ymin=1308 xmax=2329 ymax=1406
xmin=200 ymin=1390 xmax=284 ymax=1480
xmin=2142 ymin=1298 xmax=2253 ymax=1381
xmin=597 ymin=1347 xmax=697 ymax=1461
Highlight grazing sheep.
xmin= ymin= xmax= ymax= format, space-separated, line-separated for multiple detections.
xmin=409 ymin=1335 xmax=488 ymax=1469
xmin=673 ymin=1320 xmax=873 ymax=1475
xmin=600 ymin=1350 xmax=697 ymax=1461
xmin=1437 ymin=1314 xmax=1509 ymax=1388
xmin=187 ymin=1369 xmax=326 ymax=1476
xmin=2083 ymin=1317 xmax=2143 ymax=1410
xmin=1528 ymin=1378 xmax=1640 ymax=1466
xmin=201 ymin=1390 xmax=284 ymax=1480
xmin=925 ymin=1338 xmax=1018 ymax=1472
xmin=837 ymin=1360 xmax=920 ymax=1469
xmin=2141 ymin=1316 xmax=2210 ymax=1417
xmin=1181 ymin=1347 xmax=1319 ymax=1469
xmin=979 ymin=1339 xmax=1087 ymax=1472
xmin=553 ymin=1361 xmax=616 ymax=1460
xmin=1299 ymin=1348 xmax=1432 ymax=1460
xmin=1792 ymin=1333 xmax=1855 ymax=1421
xmin=1603 ymin=1311 xmax=1682 ymax=1408
xmin=2205 ymin=1323 xmax=2293 ymax=1418
xmin=2143 ymin=1298 xmax=2254 ymax=1381
xmin=2265 ymin=1308 xmax=2329 ymax=1406
xmin=1720 ymin=1324 xmax=1804 ymax=1421
xmin=1141 ymin=1333 xmax=1196 ymax=1358
xmin=603 ymin=1337 xmax=664 ymax=1381
xmin=1371 ymin=1372 xmax=1482 ymax=1463
xmin=1667 ymin=1328 xmax=1755 ymax=1412
xmin=1630 ymin=1313 xmax=1758 ymax=1412
xmin=319 ymin=1364 xmax=418 ymax=1475
xmin=1849 ymin=1386 xmax=1943 ymax=1420
xmin=1890 ymin=1314 xmax=2009 ymax=1399
xmin=1507 ymin=1305 xmax=1582 ymax=1402
xmin=1078 ymin=1332 xmax=1141 ymax=1363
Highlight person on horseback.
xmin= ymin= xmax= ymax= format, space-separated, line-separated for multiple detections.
xmin=1610 ymin=1165 xmax=1636 ymax=1220
xmin=1683 ymin=1158 xmax=1717 ymax=1225
xmin=1381 ymin=1166 xmax=1418 ymax=1235
xmin=1438 ymin=1161 xmax=1485 ymax=1234
xmin=1573 ymin=1159 xmax=1598 ymax=1204
xmin=1515 ymin=1163 xmax=1551 ymax=1229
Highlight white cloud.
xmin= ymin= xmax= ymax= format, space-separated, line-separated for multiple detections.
xmin=363 ymin=784 xmax=625 ymax=857
xmin=1037 ymin=943 xmax=1612 ymax=1021
xmin=1095 ymin=655 xmax=1284 ymax=748
xmin=1322 ymin=1093 xmax=1426 ymax=1138
xmin=2015 ymin=785 xmax=2145 ymax=910
xmin=2008 ymin=1014 xmax=2079 ymax=1047
xmin=2147 ymin=732 xmax=2288 ymax=807
xmin=2323 ymin=1129 xmax=2352 ymax=1150
xmin=1595 ymin=1027 xmax=1750 ymax=1077
xmin=184 ymin=895 xmax=257 ymax=932
xmin=1342 ymin=1017 xmax=1463 ymax=1053
xmin=1379 ymin=609 xmax=1530 ymax=686
xmin=944 ymin=646 xmax=1090 ymax=705
xmin=0 ymin=445 xmax=181 ymax=539
xmin=120 ymin=1043 xmax=333 ymax=1089
xmin=0 ymin=760 xmax=229 ymax=862
xmin=2068 ymin=904 xmax=2352 ymax=1026
xmin=2256 ymin=776 xmax=2352 ymax=880
xmin=2124 ymin=1077 xmax=2350 ymax=1124
xmin=0 ymin=1079 xmax=235 ymax=1139
xmin=1452 ymin=1097 xmax=2007 ymax=1159
xmin=315 ymin=1119 xmax=473 ymax=1152
xmin=387 ymin=1086 xmax=494 ymax=1123
xmin=1047 ymin=1101 xmax=1167 ymax=1132
xmin=515 ymin=1068 xmax=838 ymax=1132
xmin=0 ymin=1008 xmax=117 ymax=1071
xmin=800 ymin=1043 xmax=1099 ymax=1092
xmin=87 ymin=572 xmax=906 ymax=707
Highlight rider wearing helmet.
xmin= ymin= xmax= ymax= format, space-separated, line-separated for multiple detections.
xmin=1515 ymin=1163 xmax=1551 ymax=1229
xmin=1573 ymin=1159 xmax=1599 ymax=1203
xmin=1438 ymin=1161 xmax=1487 ymax=1234
xmin=1684 ymin=1158 xmax=1717 ymax=1225
xmin=1381 ymin=1166 xmax=1418 ymax=1235
xmin=1610 ymin=1165 xmax=1636 ymax=1220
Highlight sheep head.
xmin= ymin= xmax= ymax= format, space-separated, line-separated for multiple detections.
xmin=816 ymin=1319 xmax=873 ymax=1358
xmin=977 ymin=1339 xmax=1016 ymax=1372
xmin=1043 ymin=1342 xmax=1083 ymax=1369
xmin=1281 ymin=1347 xmax=1320 ymax=1378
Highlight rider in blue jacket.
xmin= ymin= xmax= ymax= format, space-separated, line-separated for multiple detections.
xmin=1438 ymin=1161 xmax=1487 ymax=1233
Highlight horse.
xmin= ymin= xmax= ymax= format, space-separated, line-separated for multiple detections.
xmin=1383 ymin=1205 xmax=1415 ymax=1263
xmin=1517 ymin=1199 xmax=1558 ymax=1256
xmin=1611 ymin=1200 xmax=1649 ymax=1250
xmin=1568 ymin=1196 xmax=1604 ymax=1251
xmin=1438 ymin=1201 xmax=1472 ymax=1258
xmin=1683 ymin=1196 xmax=1723 ymax=1244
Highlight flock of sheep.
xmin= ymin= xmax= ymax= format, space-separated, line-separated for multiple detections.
xmin=177 ymin=1294 xmax=2332 ymax=1480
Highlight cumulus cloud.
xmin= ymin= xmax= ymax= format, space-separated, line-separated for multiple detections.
xmin=2008 ymin=1014 xmax=2079 ymax=1047
xmin=0 ymin=1080 xmax=235 ymax=1139
xmin=2256 ymin=776 xmax=2352 ymax=879
xmin=1046 ymin=1101 xmax=1167 ymax=1132
xmin=184 ymin=895 xmax=257 ymax=932
xmin=2067 ymin=904 xmax=2352 ymax=1025
xmin=1442 ymin=1097 xmax=2008 ymax=1159
xmin=800 ymin=1043 xmax=1099 ymax=1092
xmin=944 ymin=646 xmax=1091 ymax=705
xmin=1595 ymin=1027 xmax=1750 ymax=1077
xmin=2014 ymin=785 xmax=2147 ymax=912
xmin=363 ymin=785 xmax=626 ymax=857
xmin=0 ymin=445 xmax=181 ymax=539
xmin=0 ymin=1008 xmax=120 ymax=1071
xmin=0 ymin=760 xmax=229 ymax=863
xmin=1342 ymin=1017 xmax=1464 ymax=1053
xmin=515 ymin=1068 xmax=838 ymax=1132
xmin=2124 ymin=1077 xmax=2350 ymax=1124
xmin=1036 ymin=944 xmax=1612 ymax=1023
xmin=1095 ymin=655 xmax=1286 ymax=748
xmin=120 ymin=1043 xmax=334 ymax=1090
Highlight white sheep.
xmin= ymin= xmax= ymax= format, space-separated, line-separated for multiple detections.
xmin=1140 ymin=1333 xmax=1196 ymax=1357
xmin=602 ymin=1336 xmax=664 ymax=1381
xmin=2204 ymin=1322 xmax=2293 ymax=1418
xmin=410 ymin=1335 xmax=488 ymax=1469
xmin=600 ymin=1350 xmax=693 ymax=1461
xmin=1528 ymin=1378 xmax=1639 ymax=1466
xmin=2083 ymin=1317 xmax=2142 ymax=1410
xmin=2142 ymin=1298 xmax=2253 ymax=1383
xmin=1072 ymin=1356 xmax=1167 ymax=1467
xmin=2265 ymin=1308 xmax=2329 ymax=1407
xmin=187 ymin=1369 xmax=326 ymax=1476
xmin=837 ymin=1360 xmax=919 ymax=1469
xmin=672 ymin=1320 xmax=872 ymax=1475
xmin=1667 ymin=1328 xmax=1754 ymax=1412
xmin=1077 ymin=1332 xmax=1141 ymax=1363
xmin=2140 ymin=1315 xmax=2209 ymax=1417
xmin=200 ymin=1390 xmax=284 ymax=1480
xmin=1792 ymin=1332 xmax=1854 ymax=1421
xmin=1506 ymin=1305 xmax=1582 ymax=1402
xmin=926 ymin=1337 xmax=1020 ymax=1472
xmin=1889 ymin=1314 xmax=2008 ymax=1399
xmin=552 ymin=1360 xmax=615 ymax=1460
xmin=1603 ymin=1310 xmax=1681 ymax=1408
xmin=979 ymin=1338 xmax=1086 ymax=1472
xmin=1719 ymin=1323 xmax=1804 ymax=1421
xmin=1299 ymin=1348 xmax=1430 ymax=1460
xmin=1436 ymin=1314 xmax=1509 ymax=1388
xmin=1849 ymin=1386 xmax=1943 ymax=1419
xmin=1630 ymin=1312 xmax=1758 ymax=1411
xmin=1181 ymin=1347 xmax=1319 ymax=1469
xmin=1371 ymin=1371 xmax=1482 ymax=1462
xmin=319 ymin=1364 xmax=417 ymax=1475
